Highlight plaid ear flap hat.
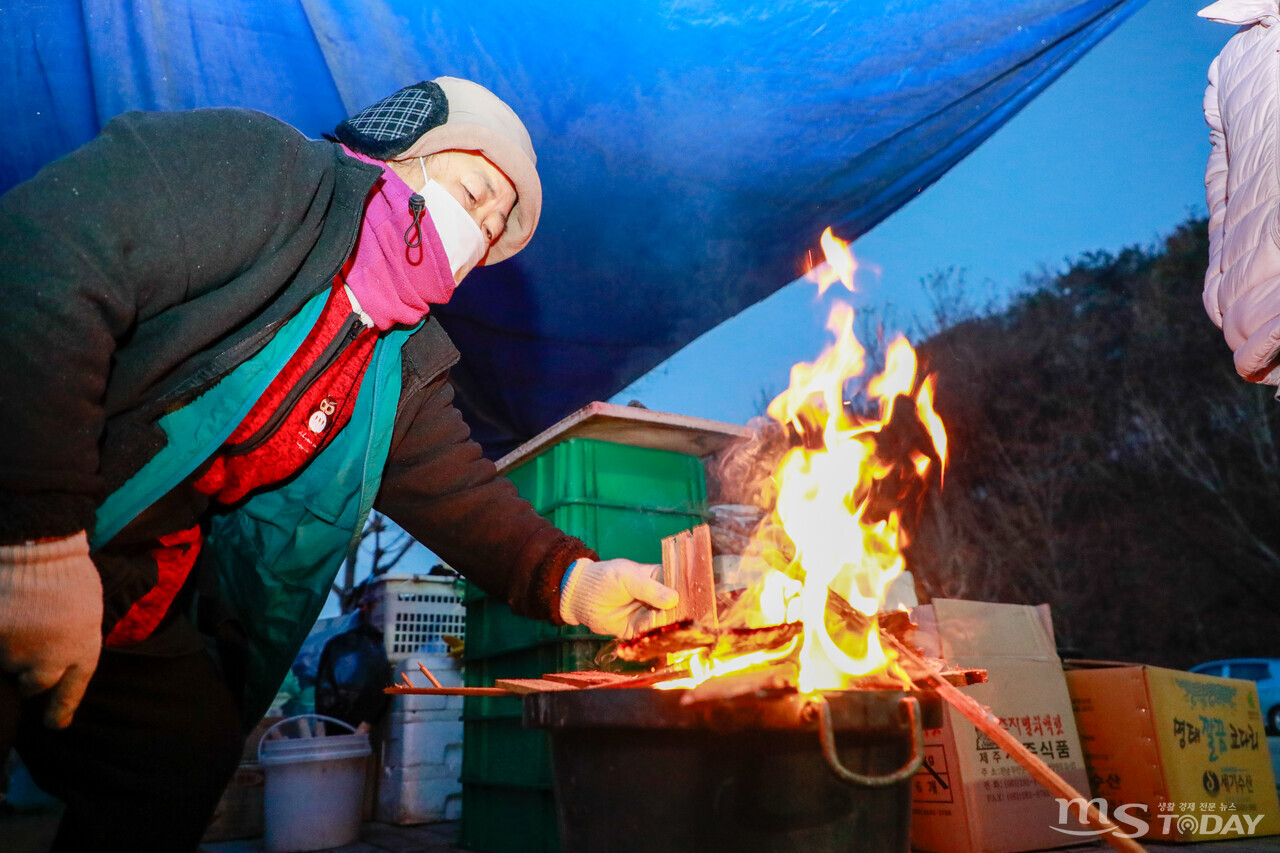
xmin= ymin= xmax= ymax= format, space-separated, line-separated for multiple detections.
xmin=336 ymin=77 xmax=541 ymax=264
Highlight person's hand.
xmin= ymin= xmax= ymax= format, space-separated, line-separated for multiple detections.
xmin=0 ymin=532 xmax=102 ymax=729
xmin=558 ymin=558 xmax=679 ymax=639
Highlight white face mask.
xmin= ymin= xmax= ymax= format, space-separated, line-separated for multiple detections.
xmin=417 ymin=158 xmax=487 ymax=279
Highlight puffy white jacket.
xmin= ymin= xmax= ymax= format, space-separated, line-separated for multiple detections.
xmin=1201 ymin=0 xmax=1280 ymax=384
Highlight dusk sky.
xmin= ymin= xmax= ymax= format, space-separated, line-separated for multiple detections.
xmin=614 ymin=0 xmax=1231 ymax=427
xmin=345 ymin=0 xmax=1233 ymax=590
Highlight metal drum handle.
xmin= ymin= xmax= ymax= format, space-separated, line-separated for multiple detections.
xmin=812 ymin=695 xmax=924 ymax=787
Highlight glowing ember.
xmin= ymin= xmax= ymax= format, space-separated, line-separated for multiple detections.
xmin=668 ymin=227 xmax=947 ymax=694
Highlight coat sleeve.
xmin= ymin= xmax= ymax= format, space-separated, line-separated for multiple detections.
xmin=375 ymin=373 xmax=596 ymax=623
xmin=0 ymin=109 xmax=340 ymax=544
xmin=0 ymin=117 xmax=166 ymax=541
xmin=1203 ymin=54 xmax=1229 ymax=329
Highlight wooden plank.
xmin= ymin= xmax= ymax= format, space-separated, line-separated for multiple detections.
xmin=652 ymin=531 xmax=682 ymax=630
xmin=674 ymin=528 xmax=694 ymax=624
xmin=494 ymin=401 xmax=753 ymax=473
xmin=687 ymin=524 xmax=718 ymax=630
xmin=672 ymin=528 xmax=690 ymax=625
xmin=589 ymin=667 xmax=692 ymax=690
xmin=492 ymin=678 xmax=579 ymax=694
xmin=540 ymin=671 xmax=632 ymax=687
xmin=657 ymin=525 xmax=717 ymax=628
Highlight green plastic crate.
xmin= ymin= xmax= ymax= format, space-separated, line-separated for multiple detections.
xmin=459 ymin=783 xmax=560 ymax=853
xmin=464 ymin=637 xmax=605 ymax=684
xmin=505 ymin=437 xmax=707 ymax=517
xmin=461 ymin=437 xmax=710 ymax=853
xmin=506 ymin=438 xmax=710 ymax=564
xmin=463 ymin=594 xmax=599 ymax=659
xmin=542 ymin=502 xmax=706 ymax=564
xmin=461 ymin=716 xmax=554 ymax=788
xmin=460 ymin=639 xmax=607 ymax=794
xmin=462 ymin=638 xmax=607 ymax=723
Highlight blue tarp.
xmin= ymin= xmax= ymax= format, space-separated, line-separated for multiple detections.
xmin=2 ymin=0 xmax=1143 ymax=455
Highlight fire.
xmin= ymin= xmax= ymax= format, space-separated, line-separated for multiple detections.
xmin=667 ymin=227 xmax=947 ymax=694
xmin=811 ymin=227 xmax=857 ymax=295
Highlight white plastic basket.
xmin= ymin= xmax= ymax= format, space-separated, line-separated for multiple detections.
xmin=367 ymin=574 xmax=466 ymax=660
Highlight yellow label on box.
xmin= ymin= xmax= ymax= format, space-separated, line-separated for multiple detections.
xmin=1144 ymin=667 xmax=1279 ymax=840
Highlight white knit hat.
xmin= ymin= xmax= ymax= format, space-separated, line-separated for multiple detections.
xmin=335 ymin=77 xmax=541 ymax=264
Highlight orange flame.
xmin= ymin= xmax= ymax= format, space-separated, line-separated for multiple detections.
xmin=678 ymin=228 xmax=948 ymax=694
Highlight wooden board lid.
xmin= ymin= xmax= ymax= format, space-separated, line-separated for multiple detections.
xmin=495 ymin=401 xmax=753 ymax=473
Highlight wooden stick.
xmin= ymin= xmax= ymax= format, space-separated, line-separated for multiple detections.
xmin=400 ymin=672 xmax=414 ymax=687
xmin=883 ymin=634 xmax=1146 ymax=853
xmin=416 ymin=660 xmax=443 ymax=688
xmin=383 ymin=686 xmax=510 ymax=696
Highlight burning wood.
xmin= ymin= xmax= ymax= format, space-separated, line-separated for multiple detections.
xmin=824 ymin=590 xmax=985 ymax=687
xmin=711 ymin=621 xmax=804 ymax=659
xmin=395 ymin=225 xmax=1142 ymax=852
xmin=678 ymin=662 xmax=797 ymax=705
xmin=614 ymin=618 xmax=802 ymax=663
xmin=614 ymin=619 xmax=717 ymax=661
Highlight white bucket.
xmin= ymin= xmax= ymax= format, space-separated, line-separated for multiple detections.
xmin=258 ymin=714 xmax=371 ymax=853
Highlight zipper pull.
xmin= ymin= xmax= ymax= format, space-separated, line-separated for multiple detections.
xmin=404 ymin=194 xmax=426 ymax=249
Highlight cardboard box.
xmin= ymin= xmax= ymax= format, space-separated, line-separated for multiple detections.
xmin=910 ymin=599 xmax=1090 ymax=853
xmin=1066 ymin=664 xmax=1280 ymax=841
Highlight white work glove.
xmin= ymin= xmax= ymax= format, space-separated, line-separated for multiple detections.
xmin=0 ymin=531 xmax=103 ymax=729
xmin=559 ymin=558 xmax=679 ymax=639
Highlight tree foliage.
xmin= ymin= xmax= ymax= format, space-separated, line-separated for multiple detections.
xmin=907 ymin=218 xmax=1280 ymax=666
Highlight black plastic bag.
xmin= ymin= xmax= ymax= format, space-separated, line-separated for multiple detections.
xmin=314 ymin=624 xmax=391 ymax=728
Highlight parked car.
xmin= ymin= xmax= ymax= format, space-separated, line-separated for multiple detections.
xmin=1189 ymin=658 xmax=1280 ymax=735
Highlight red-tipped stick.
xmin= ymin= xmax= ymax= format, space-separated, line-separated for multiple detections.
xmin=416 ymin=660 xmax=444 ymax=688
xmin=383 ymin=686 xmax=510 ymax=696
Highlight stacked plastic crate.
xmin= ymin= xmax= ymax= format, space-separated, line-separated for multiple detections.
xmin=459 ymin=435 xmax=715 ymax=853
xmin=367 ymin=575 xmax=467 ymax=825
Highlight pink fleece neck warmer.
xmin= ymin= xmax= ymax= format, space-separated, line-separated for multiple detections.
xmin=339 ymin=145 xmax=456 ymax=330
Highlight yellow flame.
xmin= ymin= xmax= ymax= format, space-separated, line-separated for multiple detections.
xmin=680 ymin=230 xmax=947 ymax=694
xmin=867 ymin=336 xmax=917 ymax=408
xmin=766 ymin=301 xmax=863 ymax=428
xmin=656 ymin=636 xmax=802 ymax=691
xmin=916 ymin=375 xmax=948 ymax=480
xmin=810 ymin=227 xmax=857 ymax=295
xmin=911 ymin=451 xmax=930 ymax=478
xmin=759 ymin=569 xmax=804 ymax=625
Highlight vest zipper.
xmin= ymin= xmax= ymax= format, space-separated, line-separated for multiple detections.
xmin=224 ymin=313 xmax=365 ymax=456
